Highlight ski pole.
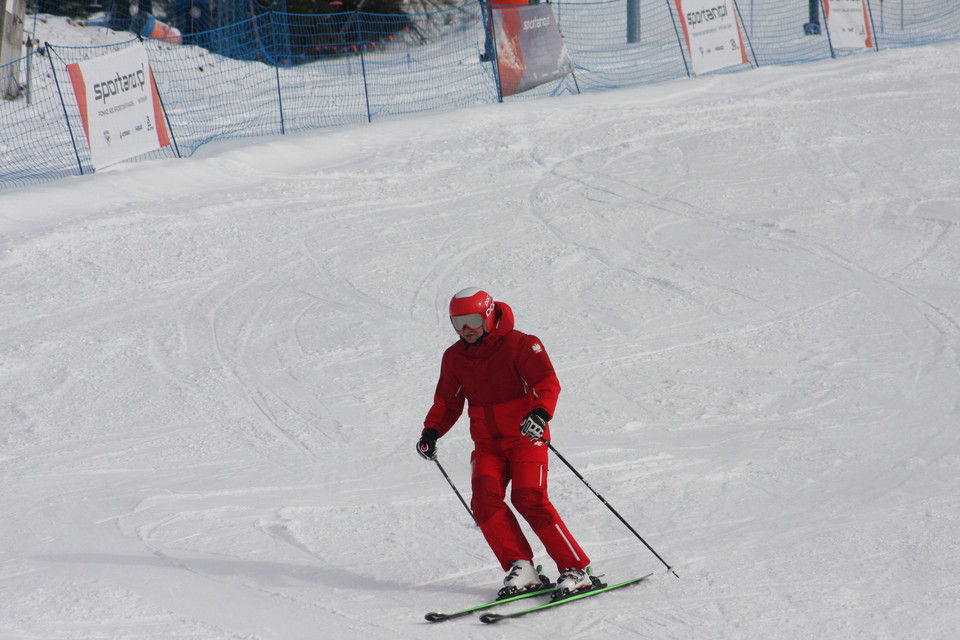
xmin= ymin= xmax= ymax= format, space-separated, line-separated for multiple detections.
xmin=542 ymin=438 xmax=679 ymax=578
xmin=433 ymin=457 xmax=478 ymax=527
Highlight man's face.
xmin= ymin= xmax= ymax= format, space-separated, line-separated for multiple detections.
xmin=451 ymin=313 xmax=486 ymax=344
xmin=458 ymin=325 xmax=484 ymax=344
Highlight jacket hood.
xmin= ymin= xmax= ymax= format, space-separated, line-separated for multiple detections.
xmin=489 ymin=301 xmax=514 ymax=337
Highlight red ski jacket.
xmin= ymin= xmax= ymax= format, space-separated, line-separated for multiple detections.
xmin=423 ymin=301 xmax=560 ymax=444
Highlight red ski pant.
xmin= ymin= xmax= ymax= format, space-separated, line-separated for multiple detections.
xmin=470 ymin=438 xmax=590 ymax=574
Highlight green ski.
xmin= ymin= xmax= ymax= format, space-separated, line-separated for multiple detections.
xmin=424 ymin=579 xmax=555 ymax=622
xmin=479 ymin=573 xmax=653 ymax=624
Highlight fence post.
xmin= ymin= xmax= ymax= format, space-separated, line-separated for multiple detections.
xmin=147 ymin=62 xmax=182 ymax=158
xmin=865 ymin=0 xmax=880 ymax=51
xmin=26 ymin=36 xmax=35 ymax=104
xmin=275 ymin=63 xmax=286 ymax=135
xmin=627 ymin=0 xmax=641 ymax=43
xmin=804 ymin=0 xmax=821 ymax=35
xmin=480 ymin=0 xmax=503 ymax=102
xmin=45 ymin=45 xmax=85 ymax=177
xmin=665 ymin=0 xmax=691 ymax=77
xmin=733 ymin=0 xmax=759 ymax=67
xmin=819 ymin=0 xmax=836 ymax=57
xmin=360 ymin=43 xmax=372 ymax=123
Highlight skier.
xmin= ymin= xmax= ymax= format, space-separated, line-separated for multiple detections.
xmin=417 ymin=287 xmax=594 ymax=599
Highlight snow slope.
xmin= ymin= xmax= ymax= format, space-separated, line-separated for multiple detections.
xmin=2 ymin=18 xmax=960 ymax=640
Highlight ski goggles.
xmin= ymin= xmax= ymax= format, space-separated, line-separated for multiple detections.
xmin=450 ymin=313 xmax=484 ymax=332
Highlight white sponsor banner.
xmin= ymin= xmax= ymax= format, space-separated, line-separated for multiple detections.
xmin=824 ymin=0 xmax=873 ymax=50
xmin=67 ymin=45 xmax=170 ymax=170
xmin=675 ymin=0 xmax=748 ymax=75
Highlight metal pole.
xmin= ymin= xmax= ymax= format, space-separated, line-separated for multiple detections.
xmin=46 ymin=45 xmax=85 ymax=176
xmin=543 ymin=437 xmax=679 ymax=578
xmin=433 ymin=458 xmax=478 ymax=527
xmin=627 ymin=0 xmax=640 ymax=43
xmin=26 ymin=36 xmax=34 ymax=105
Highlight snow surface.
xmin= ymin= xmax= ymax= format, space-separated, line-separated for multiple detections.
xmin=2 ymin=16 xmax=960 ymax=640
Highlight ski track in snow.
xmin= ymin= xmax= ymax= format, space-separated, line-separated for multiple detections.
xmin=2 ymin=24 xmax=960 ymax=640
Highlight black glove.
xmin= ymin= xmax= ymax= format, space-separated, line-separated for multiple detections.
xmin=417 ymin=428 xmax=439 ymax=460
xmin=519 ymin=408 xmax=550 ymax=442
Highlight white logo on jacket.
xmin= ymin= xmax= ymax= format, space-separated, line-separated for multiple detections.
xmin=532 ymin=343 xmax=542 ymax=353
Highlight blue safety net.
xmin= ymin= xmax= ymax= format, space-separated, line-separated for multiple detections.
xmin=3 ymin=0 xmax=959 ymax=189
